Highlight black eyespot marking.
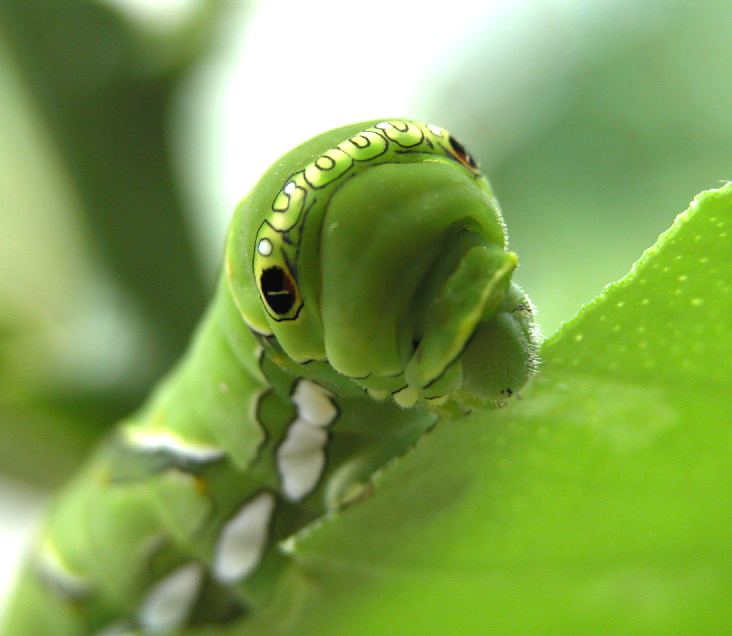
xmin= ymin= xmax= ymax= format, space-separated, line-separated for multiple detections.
xmin=261 ymin=266 xmax=297 ymax=315
xmin=448 ymin=135 xmax=479 ymax=170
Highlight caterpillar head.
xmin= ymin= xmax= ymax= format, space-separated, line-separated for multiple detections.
xmin=226 ymin=120 xmax=538 ymax=411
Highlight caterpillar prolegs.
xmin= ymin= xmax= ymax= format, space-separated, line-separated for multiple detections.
xmin=1 ymin=120 xmax=539 ymax=635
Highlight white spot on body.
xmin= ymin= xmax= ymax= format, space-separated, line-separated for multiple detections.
xmin=124 ymin=428 xmax=225 ymax=463
xmin=257 ymin=238 xmax=273 ymax=256
xmin=278 ymin=419 xmax=329 ymax=501
xmin=138 ymin=563 xmax=202 ymax=633
xmin=292 ymin=380 xmax=337 ymax=426
xmin=427 ymin=123 xmax=442 ymax=136
xmin=284 ymin=181 xmax=296 ymax=194
xmin=277 ymin=381 xmax=338 ymax=501
xmin=213 ymin=492 xmax=275 ymax=584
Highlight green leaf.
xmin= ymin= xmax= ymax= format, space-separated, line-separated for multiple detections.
xmin=249 ymin=184 xmax=732 ymax=635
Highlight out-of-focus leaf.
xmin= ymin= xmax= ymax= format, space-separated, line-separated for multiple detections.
xmin=0 ymin=396 xmax=126 ymax=488
xmin=0 ymin=0 xmax=229 ymax=374
xmin=0 ymin=0 xmax=236 ymax=486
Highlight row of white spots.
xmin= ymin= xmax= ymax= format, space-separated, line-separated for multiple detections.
xmin=86 ymin=383 xmax=335 ymax=632
xmin=277 ymin=380 xmax=338 ymax=501
xmin=95 ymin=493 xmax=275 ymax=634
xmin=124 ymin=427 xmax=226 ymax=463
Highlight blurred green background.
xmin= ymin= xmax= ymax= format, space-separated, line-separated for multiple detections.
xmin=1 ymin=0 xmax=730 ymax=610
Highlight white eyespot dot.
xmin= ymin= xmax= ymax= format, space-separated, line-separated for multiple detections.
xmin=257 ymin=238 xmax=273 ymax=257
xmin=427 ymin=124 xmax=442 ymax=136
xmin=375 ymin=122 xmax=389 ymax=129
xmin=284 ymin=181 xmax=296 ymax=194
xmin=138 ymin=563 xmax=202 ymax=633
xmin=213 ymin=492 xmax=275 ymax=584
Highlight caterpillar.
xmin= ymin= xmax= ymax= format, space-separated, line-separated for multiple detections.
xmin=1 ymin=119 xmax=539 ymax=635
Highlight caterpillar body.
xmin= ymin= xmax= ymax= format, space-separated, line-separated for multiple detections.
xmin=2 ymin=120 xmax=538 ymax=635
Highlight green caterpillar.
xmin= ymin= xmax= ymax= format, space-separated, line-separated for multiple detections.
xmin=2 ymin=119 xmax=538 ymax=635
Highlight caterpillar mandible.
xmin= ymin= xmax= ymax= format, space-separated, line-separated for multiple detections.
xmin=2 ymin=120 xmax=539 ymax=635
